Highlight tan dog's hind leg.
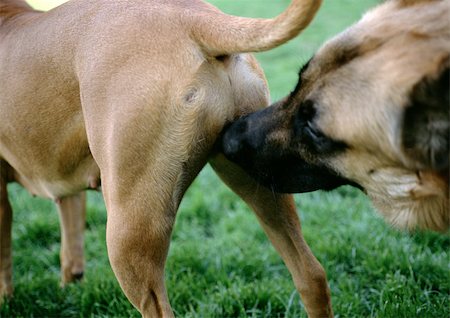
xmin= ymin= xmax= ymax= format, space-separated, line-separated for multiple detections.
xmin=103 ymin=178 xmax=176 ymax=318
xmin=210 ymin=154 xmax=333 ymax=318
xmin=0 ymin=164 xmax=13 ymax=301
xmin=56 ymin=192 xmax=86 ymax=286
xmin=94 ymin=126 xmax=183 ymax=316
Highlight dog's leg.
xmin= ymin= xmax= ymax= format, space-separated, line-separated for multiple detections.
xmin=56 ymin=192 xmax=86 ymax=286
xmin=210 ymin=154 xmax=333 ymax=318
xmin=97 ymin=153 xmax=182 ymax=318
xmin=0 ymin=166 xmax=13 ymax=300
xmin=103 ymin=184 xmax=176 ymax=318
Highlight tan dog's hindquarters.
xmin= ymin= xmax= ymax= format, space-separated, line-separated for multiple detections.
xmin=0 ymin=0 xmax=332 ymax=317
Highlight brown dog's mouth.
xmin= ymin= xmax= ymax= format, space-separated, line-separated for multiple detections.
xmin=240 ymin=155 xmax=359 ymax=193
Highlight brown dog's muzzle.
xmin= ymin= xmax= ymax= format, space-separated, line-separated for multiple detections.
xmin=220 ymin=106 xmax=356 ymax=193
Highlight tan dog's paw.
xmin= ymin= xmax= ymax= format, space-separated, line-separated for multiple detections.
xmin=60 ymin=264 xmax=84 ymax=287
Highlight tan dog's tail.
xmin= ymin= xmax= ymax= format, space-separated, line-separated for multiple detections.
xmin=192 ymin=0 xmax=322 ymax=56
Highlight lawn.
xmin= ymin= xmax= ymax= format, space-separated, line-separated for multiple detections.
xmin=2 ymin=0 xmax=449 ymax=317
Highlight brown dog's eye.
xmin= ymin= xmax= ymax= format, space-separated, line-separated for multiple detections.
xmin=294 ymin=100 xmax=321 ymax=147
xmin=294 ymin=100 xmax=348 ymax=155
xmin=294 ymin=99 xmax=316 ymax=136
xmin=304 ymin=120 xmax=321 ymax=140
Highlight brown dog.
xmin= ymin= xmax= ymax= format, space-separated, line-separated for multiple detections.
xmin=0 ymin=0 xmax=340 ymax=317
xmin=222 ymin=0 xmax=449 ymax=232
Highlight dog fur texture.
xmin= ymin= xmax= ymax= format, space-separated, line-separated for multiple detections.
xmin=222 ymin=0 xmax=449 ymax=232
xmin=0 ymin=0 xmax=339 ymax=317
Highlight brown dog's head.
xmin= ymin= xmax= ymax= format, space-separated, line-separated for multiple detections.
xmin=221 ymin=0 xmax=449 ymax=232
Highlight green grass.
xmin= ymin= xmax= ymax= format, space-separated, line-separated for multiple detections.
xmin=3 ymin=1 xmax=449 ymax=317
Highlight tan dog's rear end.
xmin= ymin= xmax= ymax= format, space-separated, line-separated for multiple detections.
xmin=0 ymin=0 xmax=335 ymax=317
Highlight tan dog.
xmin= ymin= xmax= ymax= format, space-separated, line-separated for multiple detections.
xmin=0 ymin=0 xmax=339 ymax=317
xmin=222 ymin=0 xmax=449 ymax=231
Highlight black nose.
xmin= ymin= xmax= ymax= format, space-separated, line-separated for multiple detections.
xmin=221 ymin=116 xmax=262 ymax=168
xmin=221 ymin=118 xmax=248 ymax=160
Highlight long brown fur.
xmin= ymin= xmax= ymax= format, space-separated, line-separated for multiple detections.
xmin=219 ymin=1 xmax=448 ymax=312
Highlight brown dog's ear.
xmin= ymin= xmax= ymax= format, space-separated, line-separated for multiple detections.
xmin=401 ymin=59 xmax=449 ymax=170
